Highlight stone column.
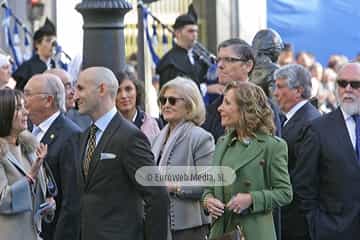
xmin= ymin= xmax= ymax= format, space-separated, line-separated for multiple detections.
xmin=75 ymin=0 xmax=132 ymax=73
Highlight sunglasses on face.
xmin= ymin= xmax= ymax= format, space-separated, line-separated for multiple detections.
xmin=158 ymin=96 xmax=185 ymax=106
xmin=337 ymin=79 xmax=360 ymax=89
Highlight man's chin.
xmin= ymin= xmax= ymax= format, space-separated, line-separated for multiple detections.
xmin=342 ymin=102 xmax=360 ymax=115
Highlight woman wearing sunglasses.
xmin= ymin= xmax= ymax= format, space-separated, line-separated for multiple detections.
xmin=152 ymin=77 xmax=215 ymax=240
xmin=202 ymin=81 xmax=292 ymax=240
xmin=115 ymin=67 xmax=162 ymax=143
xmin=0 ymin=89 xmax=54 ymax=240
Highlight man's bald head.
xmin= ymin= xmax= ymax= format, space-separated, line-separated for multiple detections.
xmin=46 ymin=68 xmax=72 ymax=85
xmin=75 ymin=67 xmax=119 ymax=121
xmin=80 ymin=66 xmax=119 ymax=99
xmin=338 ymin=62 xmax=360 ymax=80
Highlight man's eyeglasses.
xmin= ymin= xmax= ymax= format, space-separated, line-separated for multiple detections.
xmin=216 ymin=57 xmax=248 ymax=64
xmin=337 ymin=80 xmax=360 ymax=89
xmin=158 ymin=96 xmax=185 ymax=106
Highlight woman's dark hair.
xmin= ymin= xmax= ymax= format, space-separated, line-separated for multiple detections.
xmin=115 ymin=65 xmax=145 ymax=107
xmin=0 ymin=89 xmax=24 ymax=137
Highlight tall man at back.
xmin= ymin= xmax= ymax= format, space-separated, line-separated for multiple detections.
xmin=74 ymin=66 xmax=168 ymax=240
xmin=295 ymin=62 xmax=360 ymax=240
xmin=156 ymin=9 xmax=208 ymax=89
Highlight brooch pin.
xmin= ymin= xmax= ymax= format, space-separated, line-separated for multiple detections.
xmin=50 ymin=134 xmax=55 ymax=139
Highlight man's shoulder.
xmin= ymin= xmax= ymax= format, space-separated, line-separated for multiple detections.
xmin=53 ymin=113 xmax=82 ymax=135
xmin=156 ymin=47 xmax=186 ymax=71
xmin=305 ymin=109 xmax=341 ymax=135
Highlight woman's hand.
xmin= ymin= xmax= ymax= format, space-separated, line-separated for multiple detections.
xmin=29 ymin=143 xmax=47 ymax=179
xmin=226 ymin=193 xmax=252 ymax=214
xmin=205 ymin=196 xmax=225 ymax=219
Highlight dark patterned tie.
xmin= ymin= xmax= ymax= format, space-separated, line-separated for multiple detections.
xmin=352 ymin=115 xmax=360 ymax=161
xmin=83 ymin=124 xmax=98 ymax=178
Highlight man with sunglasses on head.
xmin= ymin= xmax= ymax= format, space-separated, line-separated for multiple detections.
xmin=202 ymin=38 xmax=282 ymax=142
xmin=13 ymin=18 xmax=56 ymax=91
xmin=294 ymin=62 xmax=360 ymax=240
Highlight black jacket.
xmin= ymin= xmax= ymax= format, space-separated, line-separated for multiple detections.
xmin=294 ymin=108 xmax=360 ymax=240
xmin=40 ymin=113 xmax=82 ymax=240
xmin=13 ymin=54 xmax=55 ymax=91
xmin=156 ymin=44 xmax=208 ymax=88
xmin=280 ymin=102 xmax=321 ymax=240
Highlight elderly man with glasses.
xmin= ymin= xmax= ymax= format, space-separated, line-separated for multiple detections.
xmin=24 ymin=73 xmax=81 ymax=240
xmin=294 ymin=62 xmax=360 ymax=240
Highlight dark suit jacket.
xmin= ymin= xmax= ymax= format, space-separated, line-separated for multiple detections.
xmin=13 ymin=54 xmax=55 ymax=91
xmin=202 ymin=95 xmax=282 ymax=142
xmin=156 ymin=44 xmax=208 ymax=88
xmin=78 ymin=113 xmax=168 ymax=240
xmin=40 ymin=113 xmax=82 ymax=240
xmin=281 ymin=102 xmax=321 ymax=240
xmin=294 ymin=108 xmax=360 ymax=240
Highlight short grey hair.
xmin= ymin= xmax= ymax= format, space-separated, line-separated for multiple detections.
xmin=42 ymin=73 xmax=66 ymax=112
xmin=274 ymin=63 xmax=312 ymax=99
xmin=159 ymin=77 xmax=206 ymax=126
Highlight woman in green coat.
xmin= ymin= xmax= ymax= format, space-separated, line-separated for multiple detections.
xmin=202 ymin=81 xmax=292 ymax=240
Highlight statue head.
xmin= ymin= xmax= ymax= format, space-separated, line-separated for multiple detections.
xmin=252 ymin=28 xmax=284 ymax=63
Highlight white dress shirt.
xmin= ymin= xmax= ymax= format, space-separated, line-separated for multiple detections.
xmin=341 ymin=108 xmax=356 ymax=149
xmin=32 ymin=111 xmax=61 ymax=141
xmin=283 ymin=100 xmax=308 ymax=126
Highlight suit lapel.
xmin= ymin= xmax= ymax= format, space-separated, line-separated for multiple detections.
xmin=282 ymin=102 xmax=309 ymax=135
xmin=331 ymin=108 xmax=358 ymax=166
xmin=7 ymin=152 xmax=28 ymax=176
xmin=229 ymin=138 xmax=264 ymax=172
xmin=84 ymin=113 xmax=122 ymax=187
xmin=41 ymin=114 xmax=64 ymax=147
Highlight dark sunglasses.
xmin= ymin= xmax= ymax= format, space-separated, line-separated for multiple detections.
xmin=337 ymin=80 xmax=360 ymax=89
xmin=158 ymin=96 xmax=184 ymax=106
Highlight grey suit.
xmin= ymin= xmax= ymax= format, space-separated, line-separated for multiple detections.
xmin=0 ymin=131 xmax=47 ymax=240
xmin=152 ymin=122 xmax=215 ymax=235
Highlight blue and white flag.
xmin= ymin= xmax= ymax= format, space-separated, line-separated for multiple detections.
xmin=151 ymin=23 xmax=158 ymax=47
xmin=2 ymin=6 xmax=11 ymax=48
xmin=23 ymin=28 xmax=32 ymax=61
xmin=13 ymin=21 xmax=22 ymax=65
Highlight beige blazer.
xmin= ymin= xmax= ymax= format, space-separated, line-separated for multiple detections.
xmin=0 ymin=131 xmax=47 ymax=240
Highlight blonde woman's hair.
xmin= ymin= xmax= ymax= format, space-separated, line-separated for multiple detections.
xmin=224 ymin=81 xmax=275 ymax=137
xmin=159 ymin=77 xmax=206 ymax=126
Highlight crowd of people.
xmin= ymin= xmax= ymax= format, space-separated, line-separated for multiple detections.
xmin=0 ymin=7 xmax=360 ymax=240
